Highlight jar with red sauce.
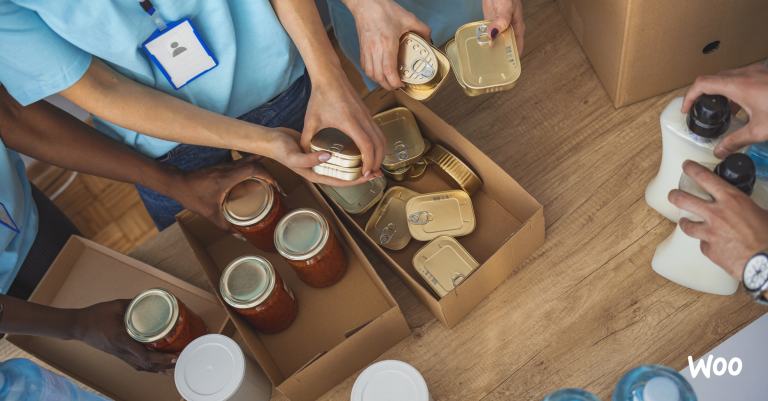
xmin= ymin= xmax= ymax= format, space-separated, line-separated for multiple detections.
xmin=220 ymin=255 xmax=298 ymax=334
xmin=222 ymin=177 xmax=285 ymax=252
xmin=274 ymin=208 xmax=348 ymax=288
xmin=124 ymin=288 xmax=208 ymax=353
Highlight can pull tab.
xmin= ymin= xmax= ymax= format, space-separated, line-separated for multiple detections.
xmin=476 ymin=24 xmax=492 ymax=47
xmin=408 ymin=211 xmax=434 ymax=225
xmin=393 ymin=140 xmax=410 ymax=161
xmin=378 ymin=222 xmax=397 ymax=245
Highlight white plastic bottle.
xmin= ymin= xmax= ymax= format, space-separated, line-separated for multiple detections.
xmin=652 ymin=154 xmax=756 ymax=295
xmin=645 ymin=95 xmax=745 ymax=222
xmin=351 ymin=360 xmax=432 ymax=401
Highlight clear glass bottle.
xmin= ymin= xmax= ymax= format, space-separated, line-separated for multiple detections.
xmin=0 ymin=358 xmax=109 ymax=401
xmin=612 ymin=365 xmax=697 ymax=401
xmin=542 ymin=388 xmax=602 ymax=401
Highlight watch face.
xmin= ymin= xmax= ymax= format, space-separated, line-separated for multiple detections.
xmin=744 ymin=254 xmax=768 ymax=291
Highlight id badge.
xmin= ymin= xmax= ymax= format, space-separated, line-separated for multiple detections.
xmin=142 ymin=19 xmax=218 ymax=90
xmin=0 ymin=201 xmax=20 ymax=235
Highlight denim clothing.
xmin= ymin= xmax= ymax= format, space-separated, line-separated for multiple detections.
xmin=136 ymin=73 xmax=311 ymax=230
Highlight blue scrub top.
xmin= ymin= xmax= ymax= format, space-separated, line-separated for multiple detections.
xmin=0 ymin=0 xmax=306 ymax=158
xmin=0 ymin=139 xmax=38 ymax=294
xmin=327 ymin=0 xmax=482 ymax=89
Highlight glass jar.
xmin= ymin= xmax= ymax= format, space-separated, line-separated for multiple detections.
xmin=220 ymin=256 xmax=298 ymax=334
xmin=274 ymin=209 xmax=348 ymax=288
xmin=222 ymin=177 xmax=285 ymax=252
xmin=125 ymin=288 xmax=208 ymax=353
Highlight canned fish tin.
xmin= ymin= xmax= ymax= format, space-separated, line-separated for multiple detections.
xmin=449 ymin=21 xmax=522 ymax=96
xmin=125 ymin=288 xmax=208 ymax=353
xmin=320 ymin=176 xmax=386 ymax=215
xmin=374 ymin=107 xmax=428 ymax=171
xmin=222 ymin=177 xmax=285 ymax=251
xmin=405 ymin=190 xmax=476 ymax=241
xmin=310 ymin=128 xmax=362 ymax=168
xmin=413 ymin=236 xmax=479 ymax=298
xmin=220 ymin=256 xmax=298 ymax=334
xmin=312 ymin=163 xmax=363 ymax=181
xmin=399 ymin=33 xmax=451 ymax=102
xmin=424 ymin=144 xmax=482 ymax=195
xmin=365 ymin=187 xmax=420 ymax=250
xmin=275 ymin=209 xmax=348 ymax=288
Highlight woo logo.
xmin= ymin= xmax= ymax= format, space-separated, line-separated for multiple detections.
xmin=688 ymin=354 xmax=742 ymax=379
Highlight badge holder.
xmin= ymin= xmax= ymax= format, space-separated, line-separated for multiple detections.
xmin=0 ymin=202 xmax=20 ymax=235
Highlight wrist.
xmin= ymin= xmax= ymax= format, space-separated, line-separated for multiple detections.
xmin=344 ymin=0 xmax=378 ymax=14
xmin=68 ymin=308 xmax=88 ymax=341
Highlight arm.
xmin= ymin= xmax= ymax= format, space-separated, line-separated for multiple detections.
xmin=56 ymin=60 xmax=347 ymax=184
xmin=0 ymin=86 xmax=273 ymax=229
xmin=271 ymin=0 xmax=385 ymax=178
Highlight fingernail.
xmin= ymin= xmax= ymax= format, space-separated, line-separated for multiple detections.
xmin=318 ymin=152 xmax=331 ymax=162
xmin=490 ymin=28 xmax=499 ymax=39
xmin=364 ymin=170 xmax=371 ymax=178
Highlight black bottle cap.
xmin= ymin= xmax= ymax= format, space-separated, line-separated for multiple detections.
xmin=715 ymin=153 xmax=756 ymax=195
xmin=687 ymin=94 xmax=731 ymax=139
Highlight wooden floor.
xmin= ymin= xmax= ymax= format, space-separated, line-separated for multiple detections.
xmin=4 ymin=1 xmax=765 ymax=400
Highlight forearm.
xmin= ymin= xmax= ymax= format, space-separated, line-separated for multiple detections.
xmin=58 ymin=59 xmax=278 ymax=158
xmin=0 ymin=89 xmax=177 ymax=196
xmin=271 ymin=0 xmax=346 ymax=87
xmin=0 ymin=295 xmax=78 ymax=340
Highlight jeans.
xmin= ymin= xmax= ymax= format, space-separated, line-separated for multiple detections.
xmin=137 ymin=73 xmax=311 ymax=230
xmin=9 ymin=185 xmax=80 ymax=300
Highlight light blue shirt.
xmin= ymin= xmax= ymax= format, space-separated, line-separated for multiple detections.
xmin=0 ymin=139 xmax=38 ymax=293
xmin=327 ymin=0 xmax=482 ymax=89
xmin=0 ymin=0 xmax=305 ymax=158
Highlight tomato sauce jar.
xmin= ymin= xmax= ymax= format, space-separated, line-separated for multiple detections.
xmin=222 ymin=177 xmax=285 ymax=252
xmin=125 ymin=288 xmax=208 ymax=353
xmin=274 ymin=209 xmax=348 ymax=288
xmin=220 ymin=255 xmax=298 ymax=334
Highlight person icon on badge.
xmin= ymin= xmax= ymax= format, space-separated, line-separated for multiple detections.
xmin=171 ymin=41 xmax=187 ymax=57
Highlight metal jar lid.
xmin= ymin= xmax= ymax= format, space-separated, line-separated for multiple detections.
xmin=125 ymin=288 xmax=180 ymax=343
xmin=424 ymin=144 xmax=482 ymax=195
xmin=220 ymin=256 xmax=276 ymax=309
xmin=310 ymin=128 xmax=362 ymax=165
xmin=222 ymin=178 xmax=275 ymax=227
xmin=274 ymin=209 xmax=330 ymax=261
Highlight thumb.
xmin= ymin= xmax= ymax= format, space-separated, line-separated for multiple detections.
xmin=287 ymin=151 xmax=331 ymax=169
xmin=714 ymin=126 xmax=752 ymax=158
xmin=487 ymin=17 xmax=511 ymax=43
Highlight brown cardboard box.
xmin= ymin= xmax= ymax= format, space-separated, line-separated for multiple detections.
xmin=177 ymin=163 xmax=411 ymax=401
xmin=8 ymin=237 xmax=231 ymax=401
xmin=559 ymin=0 xmax=768 ymax=107
xmin=315 ymin=89 xmax=546 ymax=328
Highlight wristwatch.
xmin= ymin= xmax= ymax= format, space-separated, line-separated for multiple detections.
xmin=743 ymin=252 xmax=768 ymax=305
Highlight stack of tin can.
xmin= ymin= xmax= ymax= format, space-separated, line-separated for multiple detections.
xmin=310 ymin=128 xmax=364 ymax=181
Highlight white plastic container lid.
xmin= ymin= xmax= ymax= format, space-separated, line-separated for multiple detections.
xmin=175 ymin=334 xmax=246 ymax=401
xmin=351 ymin=360 xmax=431 ymax=401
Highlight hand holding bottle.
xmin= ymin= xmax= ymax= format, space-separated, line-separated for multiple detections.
xmin=668 ymin=160 xmax=768 ymax=279
xmin=682 ymin=62 xmax=768 ymax=158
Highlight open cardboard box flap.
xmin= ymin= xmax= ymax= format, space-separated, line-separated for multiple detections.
xmin=177 ymin=160 xmax=410 ymax=401
xmin=313 ymin=89 xmax=545 ymax=327
xmin=8 ymin=237 xmax=232 ymax=401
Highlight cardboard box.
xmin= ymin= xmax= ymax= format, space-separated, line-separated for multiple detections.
xmin=8 ymin=237 xmax=232 ymax=401
xmin=559 ymin=0 xmax=768 ymax=107
xmin=177 ymin=163 xmax=411 ymax=401
xmin=314 ymin=89 xmax=546 ymax=328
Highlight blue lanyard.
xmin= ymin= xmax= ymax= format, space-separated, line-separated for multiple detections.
xmin=138 ymin=0 xmax=167 ymax=31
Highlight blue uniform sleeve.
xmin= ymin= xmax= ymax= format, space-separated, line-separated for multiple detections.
xmin=0 ymin=0 xmax=91 ymax=105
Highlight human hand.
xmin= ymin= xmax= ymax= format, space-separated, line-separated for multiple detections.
xmin=668 ymin=160 xmax=768 ymax=280
xmin=347 ymin=0 xmax=431 ymax=90
xmin=271 ymin=127 xmax=378 ymax=186
xmin=482 ymin=0 xmax=525 ymax=53
xmin=74 ymin=300 xmax=176 ymax=373
xmin=301 ymin=79 xmax=385 ymax=178
xmin=168 ymin=156 xmax=279 ymax=230
xmin=682 ymin=62 xmax=768 ymax=158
